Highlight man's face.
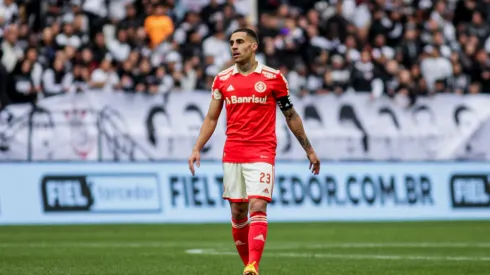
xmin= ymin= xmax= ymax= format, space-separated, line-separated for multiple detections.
xmin=155 ymin=6 xmax=165 ymax=15
xmin=126 ymin=5 xmax=135 ymax=16
xmin=361 ymin=50 xmax=370 ymax=63
xmin=229 ymin=32 xmax=257 ymax=64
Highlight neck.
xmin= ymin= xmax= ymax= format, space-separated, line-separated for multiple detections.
xmin=236 ymin=59 xmax=257 ymax=75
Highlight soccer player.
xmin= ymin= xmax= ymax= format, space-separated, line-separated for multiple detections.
xmin=188 ymin=28 xmax=320 ymax=275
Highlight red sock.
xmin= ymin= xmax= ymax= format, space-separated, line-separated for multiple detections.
xmin=248 ymin=211 xmax=268 ymax=271
xmin=232 ymin=217 xmax=250 ymax=265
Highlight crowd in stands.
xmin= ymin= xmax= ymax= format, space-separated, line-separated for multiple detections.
xmin=0 ymin=0 xmax=489 ymax=109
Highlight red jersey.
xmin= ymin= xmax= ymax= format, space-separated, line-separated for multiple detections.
xmin=211 ymin=63 xmax=291 ymax=165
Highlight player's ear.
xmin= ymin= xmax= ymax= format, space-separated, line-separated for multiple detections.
xmin=251 ymin=42 xmax=258 ymax=51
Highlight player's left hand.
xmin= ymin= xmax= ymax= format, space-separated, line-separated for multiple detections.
xmin=188 ymin=149 xmax=201 ymax=176
xmin=307 ymin=151 xmax=320 ymax=175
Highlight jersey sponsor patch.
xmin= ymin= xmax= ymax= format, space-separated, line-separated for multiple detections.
xmin=262 ymin=65 xmax=280 ymax=73
xmin=254 ymin=81 xmax=267 ymax=93
xmin=226 ymin=95 xmax=268 ymax=104
xmin=212 ymin=89 xmax=222 ymax=100
xmin=262 ymin=71 xmax=276 ymax=79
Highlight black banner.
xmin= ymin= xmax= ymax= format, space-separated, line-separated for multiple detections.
xmin=450 ymin=174 xmax=490 ymax=208
xmin=41 ymin=175 xmax=94 ymax=212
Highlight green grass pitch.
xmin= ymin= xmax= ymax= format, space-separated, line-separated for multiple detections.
xmin=0 ymin=221 xmax=489 ymax=275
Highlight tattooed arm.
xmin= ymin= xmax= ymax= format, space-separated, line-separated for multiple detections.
xmin=281 ymin=107 xmax=314 ymax=154
xmin=281 ymin=107 xmax=320 ymax=174
xmin=275 ymin=72 xmax=320 ymax=174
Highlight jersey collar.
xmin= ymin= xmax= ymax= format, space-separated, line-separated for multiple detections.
xmin=232 ymin=62 xmax=263 ymax=75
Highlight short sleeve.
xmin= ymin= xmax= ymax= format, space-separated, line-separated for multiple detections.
xmin=274 ymin=73 xmax=294 ymax=110
xmin=210 ymin=76 xmax=223 ymax=100
xmin=273 ymin=73 xmax=290 ymax=99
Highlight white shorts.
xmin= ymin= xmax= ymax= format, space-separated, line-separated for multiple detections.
xmin=222 ymin=162 xmax=275 ymax=202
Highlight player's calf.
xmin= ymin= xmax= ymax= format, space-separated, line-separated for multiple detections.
xmin=231 ymin=201 xmax=249 ymax=220
xmin=249 ymin=198 xmax=267 ymax=214
xmin=231 ymin=202 xmax=250 ymax=265
xmin=247 ymin=198 xmax=269 ymax=273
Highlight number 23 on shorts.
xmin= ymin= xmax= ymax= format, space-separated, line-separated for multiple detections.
xmin=259 ymin=172 xmax=271 ymax=184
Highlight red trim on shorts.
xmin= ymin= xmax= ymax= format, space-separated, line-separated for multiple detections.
xmin=271 ymin=165 xmax=275 ymax=197
xmin=248 ymin=195 xmax=272 ymax=202
xmin=224 ymin=198 xmax=249 ymax=203
xmin=222 ymin=159 xmax=275 ymax=166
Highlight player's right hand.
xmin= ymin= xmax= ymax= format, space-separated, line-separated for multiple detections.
xmin=307 ymin=151 xmax=320 ymax=175
xmin=188 ymin=149 xmax=201 ymax=176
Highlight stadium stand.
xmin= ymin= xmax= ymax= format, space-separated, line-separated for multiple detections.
xmin=1 ymin=0 xmax=489 ymax=110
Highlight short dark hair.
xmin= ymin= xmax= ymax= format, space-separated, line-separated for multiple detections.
xmin=231 ymin=28 xmax=259 ymax=44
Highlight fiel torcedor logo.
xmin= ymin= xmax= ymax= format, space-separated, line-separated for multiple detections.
xmin=450 ymin=174 xmax=490 ymax=208
xmin=41 ymin=176 xmax=94 ymax=212
xmin=40 ymin=174 xmax=162 ymax=213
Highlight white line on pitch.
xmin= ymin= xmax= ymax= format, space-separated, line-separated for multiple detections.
xmin=1 ymin=242 xmax=490 ymax=249
xmin=266 ymin=242 xmax=490 ymax=250
xmin=0 ymin=242 xmax=228 ymax=248
xmin=186 ymin=249 xmax=490 ymax=262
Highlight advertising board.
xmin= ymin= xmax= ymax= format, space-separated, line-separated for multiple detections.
xmin=0 ymin=162 xmax=489 ymax=225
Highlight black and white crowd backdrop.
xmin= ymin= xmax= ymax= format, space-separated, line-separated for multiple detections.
xmin=1 ymin=91 xmax=489 ymax=162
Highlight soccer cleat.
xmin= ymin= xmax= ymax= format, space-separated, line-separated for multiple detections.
xmin=243 ymin=263 xmax=258 ymax=275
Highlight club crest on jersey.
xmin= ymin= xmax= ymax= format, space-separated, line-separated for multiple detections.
xmin=255 ymin=81 xmax=267 ymax=93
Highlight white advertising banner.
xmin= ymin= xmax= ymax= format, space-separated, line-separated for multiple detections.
xmin=1 ymin=91 xmax=490 ymax=161
xmin=0 ymin=162 xmax=489 ymax=225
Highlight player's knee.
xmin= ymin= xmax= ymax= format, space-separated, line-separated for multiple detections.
xmin=249 ymin=199 xmax=267 ymax=214
xmin=230 ymin=202 xmax=248 ymax=220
